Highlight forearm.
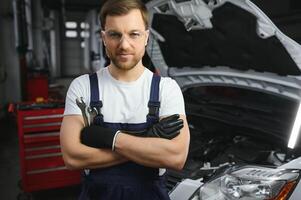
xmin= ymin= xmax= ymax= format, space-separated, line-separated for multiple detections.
xmin=114 ymin=120 xmax=190 ymax=170
xmin=114 ymin=135 xmax=179 ymax=169
xmin=62 ymin=144 xmax=127 ymax=170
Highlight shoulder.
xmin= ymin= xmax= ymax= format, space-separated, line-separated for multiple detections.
xmin=65 ymin=74 xmax=90 ymax=101
xmin=68 ymin=74 xmax=90 ymax=91
xmin=143 ymin=68 xmax=178 ymax=87
xmin=158 ymin=76 xmax=185 ymax=116
xmin=69 ymin=68 xmax=107 ymax=89
xmin=159 ymin=76 xmax=179 ymax=90
xmin=159 ymin=76 xmax=183 ymax=102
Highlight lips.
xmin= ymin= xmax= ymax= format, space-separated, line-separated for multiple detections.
xmin=118 ymin=53 xmax=132 ymax=56
xmin=117 ymin=52 xmax=134 ymax=60
xmin=117 ymin=51 xmax=133 ymax=55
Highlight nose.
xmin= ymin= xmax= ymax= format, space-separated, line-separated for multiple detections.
xmin=118 ymin=35 xmax=132 ymax=49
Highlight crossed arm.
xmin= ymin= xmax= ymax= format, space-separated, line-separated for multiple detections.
xmin=60 ymin=115 xmax=127 ymax=169
xmin=60 ymin=114 xmax=190 ymax=170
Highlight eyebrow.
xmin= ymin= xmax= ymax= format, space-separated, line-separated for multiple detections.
xmin=105 ymin=29 xmax=145 ymax=33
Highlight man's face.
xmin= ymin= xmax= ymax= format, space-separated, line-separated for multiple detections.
xmin=102 ymin=9 xmax=149 ymax=71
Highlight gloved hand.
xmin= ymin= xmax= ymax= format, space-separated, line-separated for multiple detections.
xmin=80 ymin=114 xmax=184 ymax=149
xmin=124 ymin=114 xmax=184 ymax=139
xmin=80 ymin=125 xmax=119 ymax=149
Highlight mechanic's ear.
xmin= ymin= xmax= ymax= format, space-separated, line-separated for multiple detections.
xmin=145 ymin=29 xmax=150 ymax=46
xmin=101 ymin=31 xmax=107 ymax=46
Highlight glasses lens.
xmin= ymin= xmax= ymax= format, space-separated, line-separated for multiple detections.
xmin=103 ymin=30 xmax=146 ymax=43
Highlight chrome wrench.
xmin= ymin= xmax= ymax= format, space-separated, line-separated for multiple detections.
xmin=87 ymin=106 xmax=98 ymax=123
xmin=76 ymin=97 xmax=90 ymax=126
xmin=75 ymin=97 xmax=91 ymax=175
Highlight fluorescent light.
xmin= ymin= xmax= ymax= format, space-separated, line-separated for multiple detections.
xmin=81 ymin=41 xmax=85 ymax=48
xmin=80 ymin=31 xmax=90 ymax=38
xmin=80 ymin=22 xmax=90 ymax=29
xmin=65 ymin=21 xmax=77 ymax=29
xmin=288 ymin=102 xmax=301 ymax=149
xmin=65 ymin=31 xmax=77 ymax=38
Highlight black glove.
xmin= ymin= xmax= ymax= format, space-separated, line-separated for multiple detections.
xmin=80 ymin=125 xmax=119 ymax=149
xmin=124 ymin=114 xmax=184 ymax=139
xmin=80 ymin=114 xmax=184 ymax=149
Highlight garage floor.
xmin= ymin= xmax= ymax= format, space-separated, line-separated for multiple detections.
xmin=0 ymin=117 xmax=80 ymax=200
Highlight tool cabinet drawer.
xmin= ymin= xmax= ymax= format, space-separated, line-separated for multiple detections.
xmin=16 ymin=107 xmax=81 ymax=192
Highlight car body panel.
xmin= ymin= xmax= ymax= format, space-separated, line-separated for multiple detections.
xmin=146 ymin=0 xmax=301 ymax=100
xmin=280 ymin=157 xmax=301 ymax=200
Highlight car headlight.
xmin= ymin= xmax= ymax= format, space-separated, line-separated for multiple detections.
xmin=197 ymin=166 xmax=299 ymax=200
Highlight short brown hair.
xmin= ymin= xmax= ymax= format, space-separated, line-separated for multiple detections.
xmin=99 ymin=0 xmax=149 ymax=30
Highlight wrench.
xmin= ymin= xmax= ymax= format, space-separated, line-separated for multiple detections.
xmin=76 ymin=97 xmax=90 ymax=126
xmin=76 ymin=97 xmax=91 ymax=175
xmin=87 ymin=106 xmax=98 ymax=122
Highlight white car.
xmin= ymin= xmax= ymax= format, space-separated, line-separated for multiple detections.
xmin=145 ymin=0 xmax=301 ymax=199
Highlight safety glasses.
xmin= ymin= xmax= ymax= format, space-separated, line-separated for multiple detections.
xmin=102 ymin=29 xmax=149 ymax=44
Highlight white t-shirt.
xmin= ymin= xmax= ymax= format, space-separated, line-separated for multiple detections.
xmin=64 ymin=67 xmax=185 ymax=121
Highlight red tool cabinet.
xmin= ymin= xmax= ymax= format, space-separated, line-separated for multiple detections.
xmin=16 ymin=106 xmax=81 ymax=194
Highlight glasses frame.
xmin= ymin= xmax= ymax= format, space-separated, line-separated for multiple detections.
xmin=101 ymin=29 xmax=149 ymax=44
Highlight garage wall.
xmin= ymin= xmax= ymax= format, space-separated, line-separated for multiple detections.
xmin=0 ymin=0 xmax=21 ymax=118
xmin=0 ymin=17 xmax=5 ymax=118
xmin=61 ymin=11 xmax=87 ymax=77
xmin=31 ymin=0 xmax=44 ymax=69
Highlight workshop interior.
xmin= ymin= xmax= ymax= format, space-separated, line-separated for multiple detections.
xmin=1 ymin=0 xmax=301 ymax=199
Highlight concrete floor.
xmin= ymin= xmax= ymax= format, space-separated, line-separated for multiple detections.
xmin=0 ymin=116 xmax=80 ymax=200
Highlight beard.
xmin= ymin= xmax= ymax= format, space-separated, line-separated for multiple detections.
xmin=111 ymin=55 xmax=140 ymax=71
xmin=106 ymin=47 xmax=145 ymax=71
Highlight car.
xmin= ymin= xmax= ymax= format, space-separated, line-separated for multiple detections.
xmin=145 ymin=0 xmax=301 ymax=199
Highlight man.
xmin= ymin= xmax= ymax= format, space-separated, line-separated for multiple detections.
xmin=60 ymin=0 xmax=190 ymax=199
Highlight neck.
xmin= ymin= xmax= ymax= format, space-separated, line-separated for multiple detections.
xmin=108 ymin=63 xmax=145 ymax=82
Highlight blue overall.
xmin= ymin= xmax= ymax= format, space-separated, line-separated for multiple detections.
xmin=78 ymin=73 xmax=171 ymax=200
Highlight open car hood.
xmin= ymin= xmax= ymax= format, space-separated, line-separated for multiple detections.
xmin=146 ymin=0 xmax=301 ymax=100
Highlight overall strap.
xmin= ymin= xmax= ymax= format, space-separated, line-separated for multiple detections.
xmin=147 ymin=74 xmax=161 ymax=125
xmin=89 ymin=73 xmax=104 ymax=125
